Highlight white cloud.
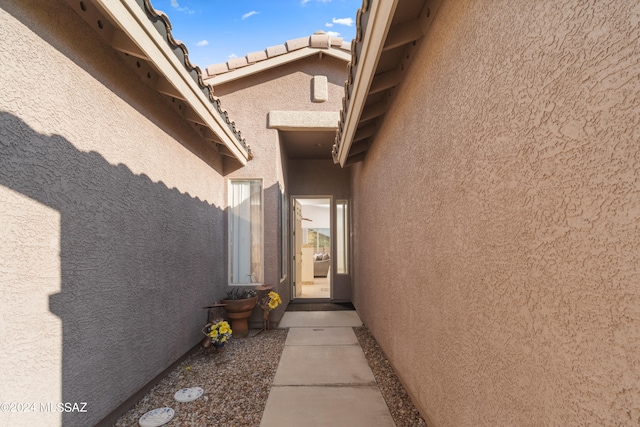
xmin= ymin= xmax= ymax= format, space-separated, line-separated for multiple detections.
xmin=242 ymin=11 xmax=259 ymax=20
xmin=301 ymin=0 xmax=312 ymax=3
xmin=325 ymin=22 xmax=333 ymax=27
xmin=332 ymin=17 xmax=354 ymax=26
xmin=196 ymin=40 xmax=209 ymax=47
xmin=170 ymin=0 xmax=194 ymax=15
xmin=228 ymin=54 xmax=238 ymax=59
xmin=326 ymin=31 xmax=340 ymax=38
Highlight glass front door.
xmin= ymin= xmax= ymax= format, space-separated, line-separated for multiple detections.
xmin=292 ymin=197 xmax=331 ymax=299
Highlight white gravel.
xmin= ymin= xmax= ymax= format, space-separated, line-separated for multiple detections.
xmin=114 ymin=325 xmax=427 ymax=426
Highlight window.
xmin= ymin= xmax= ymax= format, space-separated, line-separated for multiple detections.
xmin=279 ymin=186 xmax=288 ymax=280
xmin=336 ymin=200 xmax=349 ymax=274
xmin=228 ymin=179 xmax=263 ymax=284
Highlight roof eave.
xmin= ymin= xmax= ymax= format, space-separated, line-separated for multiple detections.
xmin=204 ymin=47 xmax=352 ymax=86
xmin=334 ymin=0 xmax=441 ymax=167
xmin=335 ymin=0 xmax=399 ymax=167
xmin=94 ymin=0 xmax=250 ymax=164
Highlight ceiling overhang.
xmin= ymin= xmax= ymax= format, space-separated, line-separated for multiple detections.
xmin=333 ymin=0 xmax=442 ymax=167
xmin=268 ymin=111 xmax=339 ymax=160
xmin=64 ymin=0 xmax=251 ymax=164
xmin=268 ymin=111 xmax=340 ymax=132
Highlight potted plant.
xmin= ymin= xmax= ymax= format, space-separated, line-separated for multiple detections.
xmin=201 ymin=320 xmax=232 ymax=350
xmin=221 ymin=287 xmax=258 ymax=338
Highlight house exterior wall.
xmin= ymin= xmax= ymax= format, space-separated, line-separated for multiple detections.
xmin=351 ymin=1 xmax=640 ymax=426
xmin=289 ymin=159 xmax=351 ymax=300
xmin=288 ymin=159 xmax=350 ymax=199
xmin=215 ymin=55 xmax=348 ymax=320
xmin=0 ymin=1 xmax=227 ymax=425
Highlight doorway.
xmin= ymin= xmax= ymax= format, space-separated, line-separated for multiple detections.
xmin=292 ymin=197 xmax=331 ymax=299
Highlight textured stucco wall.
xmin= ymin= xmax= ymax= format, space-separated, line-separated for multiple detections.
xmin=0 ymin=1 xmax=227 ymax=425
xmin=288 ymin=159 xmax=350 ymax=199
xmin=215 ymin=55 xmax=348 ymax=319
xmin=352 ymin=1 xmax=640 ymax=426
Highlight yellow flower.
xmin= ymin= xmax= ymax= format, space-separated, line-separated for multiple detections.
xmin=268 ymin=291 xmax=281 ymax=309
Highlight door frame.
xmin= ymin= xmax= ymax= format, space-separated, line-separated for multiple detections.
xmin=290 ymin=195 xmax=332 ymax=301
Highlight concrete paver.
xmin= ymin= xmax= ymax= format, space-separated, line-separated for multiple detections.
xmin=274 ymin=344 xmax=376 ymax=385
xmin=278 ymin=310 xmax=362 ymax=328
xmin=260 ymin=310 xmax=395 ymax=427
xmin=285 ymin=326 xmax=358 ymax=346
xmin=260 ymin=386 xmax=395 ymax=427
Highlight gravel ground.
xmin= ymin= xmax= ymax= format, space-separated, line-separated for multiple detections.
xmin=354 ymin=326 xmax=428 ymax=427
xmin=114 ymin=329 xmax=287 ymax=427
xmin=114 ymin=325 xmax=426 ymax=426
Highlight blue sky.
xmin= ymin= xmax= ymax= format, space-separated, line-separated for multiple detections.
xmin=151 ymin=0 xmax=361 ymax=67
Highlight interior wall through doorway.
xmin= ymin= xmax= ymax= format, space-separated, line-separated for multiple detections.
xmin=293 ymin=197 xmax=331 ymax=299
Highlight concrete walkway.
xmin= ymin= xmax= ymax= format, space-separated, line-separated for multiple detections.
xmin=260 ymin=311 xmax=395 ymax=427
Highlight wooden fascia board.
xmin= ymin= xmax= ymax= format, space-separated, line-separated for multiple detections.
xmin=204 ymin=48 xmax=352 ymax=86
xmin=337 ymin=0 xmax=400 ymax=167
xmin=95 ymin=0 xmax=248 ymax=164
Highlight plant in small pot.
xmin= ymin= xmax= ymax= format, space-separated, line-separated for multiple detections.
xmin=201 ymin=319 xmax=232 ymax=351
xmin=221 ymin=287 xmax=258 ymax=338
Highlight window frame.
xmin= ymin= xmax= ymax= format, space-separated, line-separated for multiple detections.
xmin=228 ymin=178 xmax=264 ymax=286
xmin=336 ymin=199 xmax=349 ymax=275
xmin=279 ymin=185 xmax=288 ymax=281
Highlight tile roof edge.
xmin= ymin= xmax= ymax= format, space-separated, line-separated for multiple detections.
xmin=141 ymin=0 xmax=250 ymax=155
xmin=204 ymin=31 xmax=352 ymax=79
xmin=332 ymin=0 xmax=441 ymax=166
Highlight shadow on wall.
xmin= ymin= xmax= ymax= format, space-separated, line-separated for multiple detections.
xmin=0 ymin=112 xmax=226 ymax=426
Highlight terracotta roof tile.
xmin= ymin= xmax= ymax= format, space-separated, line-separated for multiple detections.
xmin=286 ymin=36 xmax=311 ymax=51
xmin=310 ymin=32 xmax=330 ymax=48
xmin=227 ymin=56 xmax=249 ymax=69
xmin=246 ymin=50 xmax=268 ymax=63
xmin=205 ymin=31 xmax=350 ymax=78
xmin=334 ymin=39 xmax=351 ymax=49
xmin=266 ymin=44 xmax=288 ymax=58
xmin=207 ymin=63 xmax=231 ymax=76
xmin=141 ymin=1 xmax=249 ymax=153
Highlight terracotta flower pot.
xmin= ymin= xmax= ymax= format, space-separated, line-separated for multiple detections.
xmin=221 ymin=296 xmax=257 ymax=338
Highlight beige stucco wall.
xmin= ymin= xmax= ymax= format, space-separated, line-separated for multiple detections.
xmin=0 ymin=1 xmax=228 ymax=425
xmin=351 ymin=1 xmax=640 ymax=425
xmin=215 ymin=55 xmax=348 ymax=320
